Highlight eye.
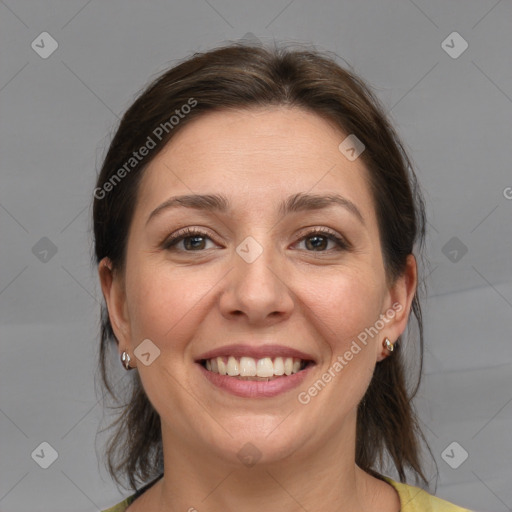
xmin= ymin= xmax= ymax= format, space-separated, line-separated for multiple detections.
xmin=162 ymin=228 xmax=217 ymax=252
xmin=294 ymin=227 xmax=350 ymax=252
xmin=161 ymin=227 xmax=350 ymax=253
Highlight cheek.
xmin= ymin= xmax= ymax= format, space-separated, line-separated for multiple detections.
xmin=304 ymin=269 xmax=383 ymax=396
xmin=294 ymin=271 xmax=382 ymax=428
xmin=124 ymin=262 xmax=206 ymax=353
xmin=302 ymin=268 xmax=384 ymax=347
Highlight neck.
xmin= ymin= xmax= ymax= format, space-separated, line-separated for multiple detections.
xmin=149 ymin=419 xmax=395 ymax=512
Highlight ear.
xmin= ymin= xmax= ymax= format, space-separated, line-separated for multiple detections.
xmin=376 ymin=254 xmax=418 ymax=362
xmin=98 ymin=257 xmax=131 ymax=353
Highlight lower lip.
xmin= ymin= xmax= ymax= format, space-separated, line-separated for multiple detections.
xmin=197 ymin=363 xmax=314 ymax=398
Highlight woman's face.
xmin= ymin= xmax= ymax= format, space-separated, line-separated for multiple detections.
xmin=101 ymin=106 xmax=415 ymax=467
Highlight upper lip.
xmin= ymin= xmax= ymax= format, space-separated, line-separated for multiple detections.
xmin=195 ymin=344 xmax=316 ymax=363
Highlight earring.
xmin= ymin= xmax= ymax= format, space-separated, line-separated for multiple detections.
xmin=121 ymin=351 xmax=135 ymax=370
xmin=383 ymin=337 xmax=394 ymax=353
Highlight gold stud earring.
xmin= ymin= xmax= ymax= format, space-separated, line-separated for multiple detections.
xmin=383 ymin=338 xmax=394 ymax=353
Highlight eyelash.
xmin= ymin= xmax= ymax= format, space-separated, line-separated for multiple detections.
xmin=161 ymin=227 xmax=350 ymax=253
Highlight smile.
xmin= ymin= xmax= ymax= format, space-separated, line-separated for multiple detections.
xmin=200 ymin=356 xmax=311 ymax=380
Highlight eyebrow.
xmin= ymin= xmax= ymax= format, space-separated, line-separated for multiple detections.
xmin=146 ymin=192 xmax=365 ymax=226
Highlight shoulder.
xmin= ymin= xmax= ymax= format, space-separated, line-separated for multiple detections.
xmin=382 ymin=476 xmax=474 ymax=512
xmin=101 ymin=473 xmax=163 ymax=512
xmin=104 ymin=475 xmax=473 ymax=512
xmin=101 ymin=494 xmax=136 ymax=512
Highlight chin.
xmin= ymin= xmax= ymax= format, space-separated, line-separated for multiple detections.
xmin=201 ymin=419 xmax=308 ymax=468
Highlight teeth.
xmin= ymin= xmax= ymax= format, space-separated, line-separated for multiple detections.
xmin=226 ymin=356 xmax=239 ymax=376
xmin=284 ymin=357 xmax=293 ymax=376
xmin=217 ymin=358 xmax=227 ymax=375
xmin=273 ymin=357 xmax=284 ymax=375
xmin=239 ymin=356 xmax=257 ymax=377
xmin=256 ymin=357 xmax=274 ymax=377
xmin=203 ymin=356 xmax=307 ymax=377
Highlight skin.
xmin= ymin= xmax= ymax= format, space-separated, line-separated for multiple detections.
xmin=99 ymin=107 xmax=417 ymax=512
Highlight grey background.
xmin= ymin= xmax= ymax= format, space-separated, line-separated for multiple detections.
xmin=1 ymin=1 xmax=511 ymax=511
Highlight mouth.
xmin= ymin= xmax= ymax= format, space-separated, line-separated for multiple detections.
xmin=194 ymin=345 xmax=317 ymax=398
xmin=199 ymin=356 xmax=314 ymax=381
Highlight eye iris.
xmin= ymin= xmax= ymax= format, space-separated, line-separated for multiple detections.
xmin=306 ymin=235 xmax=328 ymax=251
xmin=184 ymin=236 xmax=206 ymax=250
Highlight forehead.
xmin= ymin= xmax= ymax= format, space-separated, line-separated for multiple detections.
xmin=153 ymin=107 xmax=346 ymax=168
xmin=137 ymin=107 xmax=376 ymax=222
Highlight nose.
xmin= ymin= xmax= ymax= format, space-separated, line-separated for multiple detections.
xmin=218 ymin=236 xmax=295 ymax=326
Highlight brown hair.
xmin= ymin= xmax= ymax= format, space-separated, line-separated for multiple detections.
xmin=93 ymin=41 xmax=433 ymax=492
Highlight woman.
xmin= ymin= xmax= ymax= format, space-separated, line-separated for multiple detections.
xmin=94 ymin=42 xmax=473 ymax=511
